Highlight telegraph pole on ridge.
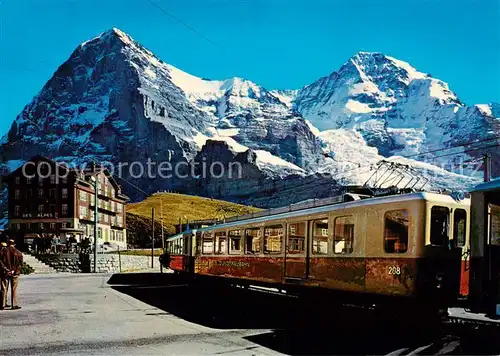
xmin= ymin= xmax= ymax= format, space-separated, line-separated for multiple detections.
xmin=151 ymin=207 xmax=155 ymax=268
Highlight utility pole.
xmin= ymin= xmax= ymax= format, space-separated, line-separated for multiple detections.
xmin=93 ymin=176 xmax=99 ymax=273
xmin=160 ymin=199 xmax=164 ymax=274
xmin=151 ymin=207 xmax=155 ymax=268
xmin=161 ymin=199 xmax=164 ymax=251
xmin=484 ymin=153 xmax=492 ymax=182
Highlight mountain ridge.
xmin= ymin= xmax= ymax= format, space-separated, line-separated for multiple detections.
xmin=0 ymin=28 xmax=495 ymax=207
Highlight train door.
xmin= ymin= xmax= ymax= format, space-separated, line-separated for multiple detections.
xmin=486 ymin=199 xmax=500 ymax=316
xmin=284 ymin=221 xmax=309 ymax=280
xmin=470 ymin=186 xmax=500 ymax=316
xmin=451 ymin=208 xmax=470 ymax=297
xmin=421 ymin=205 xmax=462 ymax=305
xmin=182 ymin=232 xmax=195 ymax=273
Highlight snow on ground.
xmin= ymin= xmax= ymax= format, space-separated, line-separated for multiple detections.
xmin=192 ymin=130 xmax=305 ymax=178
xmin=476 ymin=104 xmax=493 ymax=117
xmin=193 ymin=131 xmax=248 ymax=153
xmin=74 ymin=32 xmax=487 ymax=192
xmin=387 ymin=127 xmax=426 ymax=156
xmin=166 ymin=64 xmax=225 ymax=102
xmin=314 ymin=127 xmax=480 ymax=190
xmin=429 ymin=79 xmax=458 ymax=103
xmin=386 ymin=55 xmax=427 ymax=81
xmin=345 ymin=99 xmax=373 ymax=114
xmin=305 ymin=120 xmax=321 ymax=136
xmin=254 ymin=150 xmax=305 ymax=177
xmin=212 ymin=128 xmax=240 ymax=137
xmin=270 ymin=89 xmax=298 ymax=108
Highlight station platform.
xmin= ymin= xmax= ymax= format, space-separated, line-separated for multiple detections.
xmin=448 ymin=307 xmax=500 ymax=325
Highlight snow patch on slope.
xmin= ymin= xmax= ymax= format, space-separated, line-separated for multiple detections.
xmin=193 ymin=131 xmax=248 ymax=153
xmin=270 ymin=89 xmax=298 ymax=108
xmin=254 ymin=150 xmax=305 ymax=177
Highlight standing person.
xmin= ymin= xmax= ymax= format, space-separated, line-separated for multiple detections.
xmin=0 ymin=242 xmax=8 ymax=309
xmin=0 ymin=239 xmax=23 ymax=310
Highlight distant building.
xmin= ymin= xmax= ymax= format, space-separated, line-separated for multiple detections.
xmin=4 ymin=156 xmax=129 ymax=251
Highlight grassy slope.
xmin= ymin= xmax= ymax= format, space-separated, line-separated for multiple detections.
xmin=126 ymin=192 xmax=261 ymax=236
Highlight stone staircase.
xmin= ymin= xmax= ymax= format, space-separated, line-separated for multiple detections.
xmin=23 ymin=254 xmax=58 ymax=274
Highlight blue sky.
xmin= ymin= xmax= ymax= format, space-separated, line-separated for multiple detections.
xmin=0 ymin=0 xmax=499 ymax=136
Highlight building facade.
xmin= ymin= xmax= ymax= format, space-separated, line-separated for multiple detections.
xmin=5 ymin=156 xmax=129 ymax=251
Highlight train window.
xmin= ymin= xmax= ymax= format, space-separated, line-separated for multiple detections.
xmin=264 ymin=225 xmax=283 ymax=254
xmin=384 ymin=210 xmax=409 ymax=253
xmin=312 ymin=219 xmax=328 ymax=255
xmin=177 ymin=239 xmax=184 ymax=255
xmin=430 ymin=206 xmax=449 ymax=246
xmin=490 ymin=204 xmax=500 ymax=245
xmin=229 ymin=230 xmax=242 ymax=254
xmin=183 ymin=236 xmax=189 ymax=254
xmin=334 ymin=216 xmax=354 ymax=254
xmin=178 ymin=239 xmax=184 ymax=254
xmin=288 ymin=222 xmax=306 ymax=254
xmin=245 ymin=228 xmax=261 ymax=254
xmin=202 ymin=231 xmax=214 ymax=254
xmin=454 ymin=209 xmax=467 ymax=248
xmin=215 ymin=231 xmax=227 ymax=254
xmin=196 ymin=231 xmax=202 ymax=254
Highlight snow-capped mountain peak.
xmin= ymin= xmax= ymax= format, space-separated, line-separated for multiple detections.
xmin=80 ymin=27 xmax=134 ymax=50
xmin=0 ymin=28 xmax=495 ymax=207
xmin=350 ymin=51 xmax=428 ymax=83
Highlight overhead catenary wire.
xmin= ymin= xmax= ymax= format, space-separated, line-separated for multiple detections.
xmin=402 ymin=135 xmax=500 ymax=159
xmin=144 ymin=0 xmax=217 ymax=46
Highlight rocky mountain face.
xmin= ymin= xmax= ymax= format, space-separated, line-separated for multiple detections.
xmin=294 ymin=52 xmax=499 ymax=167
xmin=0 ymin=28 xmax=495 ymax=207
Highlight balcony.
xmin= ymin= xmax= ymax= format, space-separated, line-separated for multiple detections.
xmin=110 ymin=218 xmax=124 ymax=228
xmin=89 ymin=201 xmax=116 ymax=214
xmin=79 ymin=214 xmax=93 ymax=222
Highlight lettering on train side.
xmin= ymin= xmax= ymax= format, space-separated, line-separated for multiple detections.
xmin=215 ymin=260 xmax=251 ymax=268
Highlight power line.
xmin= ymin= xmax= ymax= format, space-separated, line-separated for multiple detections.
xmin=144 ymin=0 xmax=216 ymax=46
xmin=431 ymin=142 xmax=500 ymax=160
xmin=403 ymin=135 xmax=499 ymax=159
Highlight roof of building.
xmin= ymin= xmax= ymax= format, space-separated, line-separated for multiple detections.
xmin=470 ymin=179 xmax=500 ymax=193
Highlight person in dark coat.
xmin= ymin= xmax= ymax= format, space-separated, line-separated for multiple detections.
xmin=0 ymin=242 xmax=7 ymax=308
xmin=0 ymin=239 xmax=23 ymax=310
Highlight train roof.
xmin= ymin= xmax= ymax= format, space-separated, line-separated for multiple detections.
xmin=470 ymin=179 xmax=500 ymax=193
xmin=167 ymin=191 xmax=469 ymax=241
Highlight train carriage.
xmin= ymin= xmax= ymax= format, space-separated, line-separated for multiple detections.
xmin=166 ymin=190 xmax=470 ymax=311
xmin=469 ymin=179 xmax=500 ymax=317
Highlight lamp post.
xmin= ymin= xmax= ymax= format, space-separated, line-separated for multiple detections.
xmin=160 ymin=199 xmax=164 ymax=273
xmin=91 ymin=176 xmax=99 ymax=273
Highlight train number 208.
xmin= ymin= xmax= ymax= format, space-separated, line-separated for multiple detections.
xmin=388 ymin=266 xmax=401 ymax=275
